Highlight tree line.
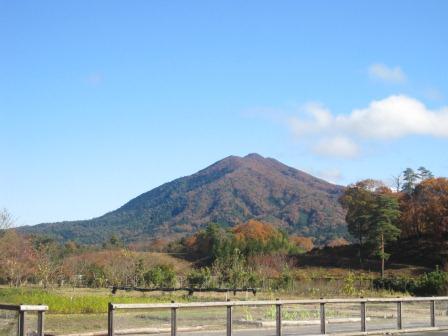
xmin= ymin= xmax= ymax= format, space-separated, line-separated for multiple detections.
xmin=340 ymin=167 xmax=448 ymax=277
xmin=0 ymin=213 xmax=315 ymax=289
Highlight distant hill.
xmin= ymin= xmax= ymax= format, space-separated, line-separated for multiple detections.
xmin=20 ymin=154 xmax=348 ymax=244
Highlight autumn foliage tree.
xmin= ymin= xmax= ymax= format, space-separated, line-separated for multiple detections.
xmin=290 ymin=235 xmax=314 ymax=251
xmin=0 ymin=230 xmax=35 ymax=286
xmin=400 ymin=178 xmax=448 ymax=240
xmin=232 ymin=219 xmax=290 ymax=256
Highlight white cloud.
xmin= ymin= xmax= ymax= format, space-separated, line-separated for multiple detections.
xmin=288 ymin=95 xmax=448 ymax=158
xmin=291 ymin=95 xmax=448 ymax=140
xmin=288 ymin=102 xmax=332 ymax=136
xmin=317 ymin=168 xmax=343 ymax=184
xmin=368 ymin=63 xmax=406 ymax=84
xmin=338 ymin=95 xmax=448 ymax=139
xmin=313 ymin=137 xmax=359 ymax=159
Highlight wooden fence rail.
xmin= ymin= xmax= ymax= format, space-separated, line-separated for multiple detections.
xmin=108 ymin=297 xmax=448 ymax=336
xmin=0 ymin=304 xmax=48 ymax=336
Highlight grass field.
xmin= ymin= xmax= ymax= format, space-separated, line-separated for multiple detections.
xmin=0 ymin=283 xmax=412 ymax=335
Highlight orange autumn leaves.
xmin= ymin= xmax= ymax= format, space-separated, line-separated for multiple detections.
xmin=233 ymin=220 xmax=314 ymax=252
xmin=184 ymin=219 xmax=315 ymax=259
xmin=400 ymin=177 xmax=448 ymax=239
xmin=233 ymin=219 xmax=283 ymax=245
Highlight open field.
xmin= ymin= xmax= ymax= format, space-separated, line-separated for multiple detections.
xmin=0 ymin=285 xmax=439 ymax=335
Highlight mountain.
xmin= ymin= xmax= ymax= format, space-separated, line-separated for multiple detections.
xmin=20 ymin=154 xmax=347 ymax=244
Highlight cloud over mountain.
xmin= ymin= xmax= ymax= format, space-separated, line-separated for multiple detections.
xmin=288 ymin=95 xmax=448 ymax=158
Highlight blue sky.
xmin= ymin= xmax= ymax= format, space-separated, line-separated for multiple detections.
xmin=1 ymin=1 xmax=447 ymax=225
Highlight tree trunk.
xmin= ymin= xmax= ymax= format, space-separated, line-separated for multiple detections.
xmin=381 ymin=233 xmax=385 ymax=279
xmin=359 ymin=236 xmax=363 ymax=268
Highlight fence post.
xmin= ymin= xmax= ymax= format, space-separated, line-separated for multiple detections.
xmin=226 ymin=300 xmax=232 ymax=336
xmin=360 ymin=300 xmax=366 ymax=332
xmin=18 ymin=310 xmax=25 ymax=336
xmin=276 ymin=299 xmax=282 ymax=336
xmin=108 ymin=303 xmax=114 ymax=336
xmin=430 ymin=299 xmax=436 ymax=327
xmin=396 ymin=301 xmax=402 ymax=330
xmin=320 ymin=300 xmax=326 ymax=334
xmin=37 ymin=310 xmax=44 ymax=336
xmin=171 ymin=301 xmax=177 ymax=336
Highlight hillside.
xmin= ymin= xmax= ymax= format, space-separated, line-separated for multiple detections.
xmin=20 ymin=154 xmax=347 ymax=244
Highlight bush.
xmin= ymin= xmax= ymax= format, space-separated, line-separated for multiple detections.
xmin=415 ymin=267 xmax=447 ymax=296
xmin=144 ymin=265 xmax=177 ymax=288
xmin=84 ymin=264 xmax=107 ymax=288
xmin=373 ymin=268 xmax=447 ymax=296
xmin=273 ymin=268 xmax=294 ymax=290
xmin=373 ymin=276 xmax=416 ymax=293
xmin=187 ymin=267 xmax=211 ymax=288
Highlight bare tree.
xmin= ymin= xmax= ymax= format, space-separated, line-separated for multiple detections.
xmin=391 ymin=174 xmax=402 ymax=193
xmin=0 ymin=208 xmax=14 ymax=231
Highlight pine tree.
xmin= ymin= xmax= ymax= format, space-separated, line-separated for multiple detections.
xmin=417 ymin=166 xmax=434 ymax=181
xmin=368 ymin=194 xmax=401 ymax=278
xmin=339 ymin=180 xmax=380 ymax=265
xmin=402 ymin=168 xmax=418 ymax=194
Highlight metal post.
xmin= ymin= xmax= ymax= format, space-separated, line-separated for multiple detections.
xmin=171 ymin=306 xmax=177 ymax=336
xmin=18 ymin=310 xmax=25 ymax=336
xmin=226 ymin=304 xmax=232 ymax=336
xmin=276 ymin=303 xmax=282 ymax=336
xmin=360 ymin=301 xmax=366 ymax=332
xmin=396 ymin=301 xmax=402 ymax=330
xmin=37 ymin=311 xmax=44 ymax=336
xmin=108 ymin=303 xmax=114 ymax=336
xmin=320 ymin=302 xmax=326 ymax=334
xmin=430 ymin=300 xmax=436 ymax=327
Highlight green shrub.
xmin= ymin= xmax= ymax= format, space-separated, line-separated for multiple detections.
xmin=187 ymin=267 xmax=211 ymax=288
xmin=373 ymin=277 xmax=416 ymax=293
xmin=342 ymin=272 xmax=358 ymax=295
xmin=415 ymin=267 xmax=447 ymax=296
xmin=373 ymin=268 xmax=447 ymax=296
xmin=144 ymin=265 xmax=177 ymax=288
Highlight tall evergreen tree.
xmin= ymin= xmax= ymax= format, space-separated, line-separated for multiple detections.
xmin=402 ymin=168 xmax=419 ymax=194
xmin=417 ymin=166 xmax=434 ymax=181
xmin=368 ymin=194 xmax=401 ymax=278
xmin=339 ymin=180 xmax=380 ymax=265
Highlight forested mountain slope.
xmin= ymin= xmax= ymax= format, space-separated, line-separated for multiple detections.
xmin=20 ymin=154 xmax=347 ymax=244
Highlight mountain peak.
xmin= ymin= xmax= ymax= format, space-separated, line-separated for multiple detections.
xmin=21 ymin=154 xmax=347 ymax=245
xmin=244 ymin=153 xmax=265 ymax=160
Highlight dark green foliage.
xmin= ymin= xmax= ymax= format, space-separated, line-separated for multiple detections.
xmin=19 ymin=154 xmax=347 ymax=245
xmin=373 ymin=268 xmax=447 ymax=296
xmin=143 ymin=265 xmax=176 ymax=288
xmin=414 ymin=267 xmax=447 ymax=296
xmin=401 ymin=167 xmax=433 ymax=194
xmin=369 ymin=194 xmax=401 ymax=276
xmin=186 ymin=267 xmax=212 ymax=288
xmin=402 ymin=168 xmax=419 ymax=195
xmin=212 ymin=248 xmax=258 ymax=288
xmin=373 ymin=277 xmax=417 ymax=293
xmin=340 ymin=181 xmax=400 ymax=276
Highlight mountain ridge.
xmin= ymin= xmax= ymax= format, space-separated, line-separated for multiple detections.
xmin=20 ymin=154 xmax=348 ymax=244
